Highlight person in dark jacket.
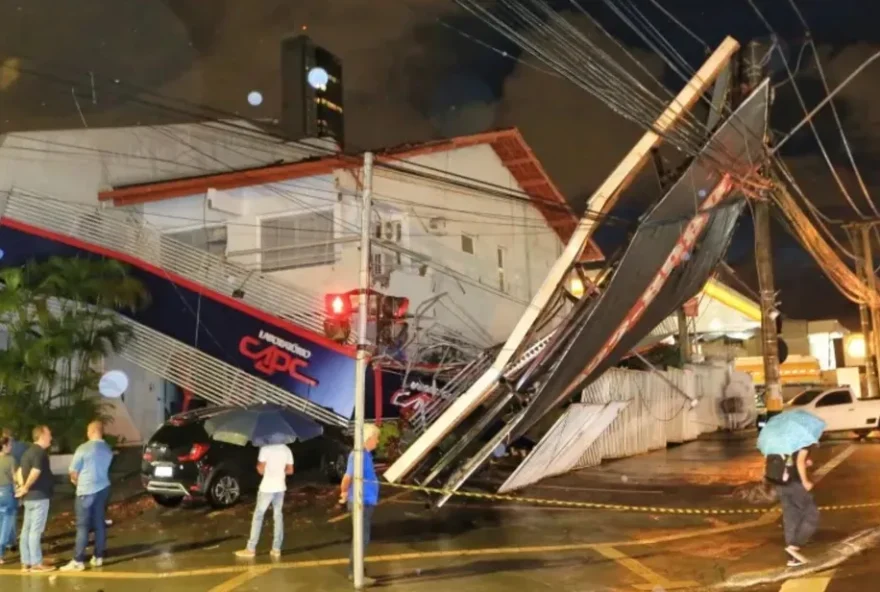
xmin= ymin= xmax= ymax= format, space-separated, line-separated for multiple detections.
xmin=777 ymin=445 xmax=818 ymax=567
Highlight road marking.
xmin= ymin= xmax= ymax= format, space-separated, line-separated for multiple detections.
xmin=595 ymin=545 xmax=698 ymax=590
xmin=813 ymin=445 xmax=856 ymax=483
xmin=0 ymin=445 xmax=863 ymax=584
xmin=779 ymin=570 xmax=835 ymax=591
xmin=326 ymin=490 xmax=410 ymax=524
xmin=0 ymin=57 xmax=20 ymax=91
xmin=207 ymin=566 xmax=270 ymax=592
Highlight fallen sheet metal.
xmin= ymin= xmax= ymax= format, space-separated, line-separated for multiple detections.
xmin=498 ymin=402 xmax=629 ymax=493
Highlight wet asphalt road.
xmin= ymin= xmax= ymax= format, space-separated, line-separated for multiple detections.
xmin=0 ymin=433 xmax=878 ymax=591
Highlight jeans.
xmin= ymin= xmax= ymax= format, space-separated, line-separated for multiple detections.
xmin=0 ymin=485 xmax=16 ymax=558
xmin=777 ymin=483 xmax=819 ymax=547
xmin=245 ymin=491 xmax=285 ymax=552
xmin=348 ymin=502 xmax=375 ymax=575
xmin=20 ymin=499 xmax=50 ymax=567
xmin=74 ymin=486 xmax=110 ymax=562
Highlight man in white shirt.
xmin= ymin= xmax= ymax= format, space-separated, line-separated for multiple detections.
xmin=235 ymin=444 xmax=293 ymax=558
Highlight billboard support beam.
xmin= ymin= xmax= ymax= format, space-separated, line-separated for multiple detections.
xmin=384 ymin=36 xmax=742 ymax=484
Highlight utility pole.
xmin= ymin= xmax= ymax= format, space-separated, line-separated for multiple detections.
xmin=352 ymin=151 xmax=374 ymax=590
xmin=744 ymin=40 xmax=783 ymax=414
xmin=677 ymin=308 xmax=691 ymax=364
xmin=860 ymin=224 xmax=880 ymax=398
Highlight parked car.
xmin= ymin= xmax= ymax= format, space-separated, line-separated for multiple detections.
xmin=787 ymin=386 xmax=880 ymax=438
xmin=141 ymin=406 xmax=349 ymax=509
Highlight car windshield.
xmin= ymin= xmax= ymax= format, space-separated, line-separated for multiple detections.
xmin=790 ymin=389 xmax=824 ymax=406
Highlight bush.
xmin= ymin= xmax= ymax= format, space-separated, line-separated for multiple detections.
xmin=0 ymin=257 xmax=147 ymax=453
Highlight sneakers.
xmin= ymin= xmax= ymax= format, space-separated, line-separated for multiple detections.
xmin=234 ymin=549 xmax=256 ymax=559
xmin=60 ymin=560 xmax=85 ymax=572
xmin=270 ymin=549 xmax=282 ymax=559
xmin=90 ymin=557 xmax=103 ymax=568
xmin=785 ymin=546 xmax=809 ymax=567
xmin=29 ymin=564 xmax=56 ymax=573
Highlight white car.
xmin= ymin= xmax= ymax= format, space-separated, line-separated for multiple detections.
xmin=788 ymin=387 xmax=880 ymax=437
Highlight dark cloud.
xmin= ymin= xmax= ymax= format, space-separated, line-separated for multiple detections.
xmin=2 ymin=0 xmax=879 ymax=324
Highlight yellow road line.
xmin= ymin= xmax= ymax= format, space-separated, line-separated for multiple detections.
xmin=594 ymin=545 xmax=698 ymax=590
xmin=326 ymin=490 xmax=410 ymax=524
xmin=779 ymin=570 xmax=836 ymax=592
xmin=207 ymin=566 xmax=271 ymax=592
xmin=0 ymin=445 xmax=862 ymax=583
xmin=0 ymin=57 xmax=20 ymax=91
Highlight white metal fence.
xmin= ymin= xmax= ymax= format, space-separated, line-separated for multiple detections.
xmin=1 ymin=191 xmax=339 ymax=339
xmin=573 ymin=364 xmax=731 ymax=470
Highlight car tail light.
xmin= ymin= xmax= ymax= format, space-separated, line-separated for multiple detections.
xmin=143 ymin=451 xmax=153 ymax=462
xmin=178 ymin=442 xmax=210 ymax=462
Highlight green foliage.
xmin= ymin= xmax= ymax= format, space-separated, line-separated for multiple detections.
xmin=376 ymin=421 xmax=402 ymax=460
xmin=0 ymin=257 xmax=148 ymax=453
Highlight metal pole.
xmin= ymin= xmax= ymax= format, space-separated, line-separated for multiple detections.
xmin=677 ymin=308 xmax=691 ymax=364
xmin=860 ymin=224 xmax=880 ymax=398
xmin=744 ymin=40 xmax=783 ymax=414
xmin=352 ymin=152 xmax=374 ymax=589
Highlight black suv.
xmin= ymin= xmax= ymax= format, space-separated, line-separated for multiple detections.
xmin=141 ymin=407 xmax=348 ymax=508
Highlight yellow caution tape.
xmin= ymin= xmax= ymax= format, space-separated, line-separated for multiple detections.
xmin=364 ymin=480 xmax=880 ymax=515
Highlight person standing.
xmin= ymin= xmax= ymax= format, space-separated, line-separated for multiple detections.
xmin=16 ymin=425 xmax=55 ymax=573
xmin=234 ymin=443 xmax=294 ymax=559
xmin=776 ymin=445 xmax=818 ymax=567
xmin=0 ymin=436 xmax=17 ymax=565
xmin=339 ymin=423 xmax=381 ymax=587
xmin=1 ymin=427 xmax=26 ymax=555
xmin=60 ymin=421 xmax=114 ymax=572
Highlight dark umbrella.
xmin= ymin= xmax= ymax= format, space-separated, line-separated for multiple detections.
xmin=204 ymin=404 xmax=324 ymax=447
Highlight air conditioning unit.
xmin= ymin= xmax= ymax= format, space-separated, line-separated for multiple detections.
xmin=427 ymin=217 xmax=447 ymax=235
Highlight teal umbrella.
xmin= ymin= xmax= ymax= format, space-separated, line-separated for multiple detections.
xmin=757 ymin=409 xmax=825 ymax=456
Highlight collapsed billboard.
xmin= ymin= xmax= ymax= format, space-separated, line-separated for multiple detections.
xmin=514 ymin=81 xmax=770 ymax=438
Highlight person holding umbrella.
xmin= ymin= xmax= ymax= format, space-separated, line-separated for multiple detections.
xmin=202 ymin=404 xmax=323 ymax=559
xmin=758 ymin=409 xmax=825 ymax=567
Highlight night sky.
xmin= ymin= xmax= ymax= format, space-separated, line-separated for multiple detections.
xmin=1 ymin=0 xmax=879 ymax=327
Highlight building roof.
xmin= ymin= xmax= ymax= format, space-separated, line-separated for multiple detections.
xmin=98 ymin=128 xmax=603 ymax=262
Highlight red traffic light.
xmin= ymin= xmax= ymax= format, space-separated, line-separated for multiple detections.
xmin=325 ymin=293 xmax=353 ymax=319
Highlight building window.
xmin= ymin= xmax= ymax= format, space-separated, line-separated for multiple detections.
xmin=497 ymin=246 xmax=506 ymax=292
xmin=261 ymin=210 xmax=335 ymax=271
xmin=166 ymin=225 xmax=228 ymax=257
xmin=461 ymin=234 xmax=474 ymax=255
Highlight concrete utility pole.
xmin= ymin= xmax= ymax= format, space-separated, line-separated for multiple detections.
xmin=859 ymin=224 xmax=880 ymax=398
xmin=744 ymin=40 xmax=783 ymax=414
xmin=352 ymin=151 xmax=374 ymax=589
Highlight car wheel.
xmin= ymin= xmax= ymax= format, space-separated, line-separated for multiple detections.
xmin=208 ymin=472 xmax=242 ymax=509
xmin=152 ymin=494 xmax=184 ymax=508
xmin=321 ymin=451 xmax=347 ymax=483
xmin=855 ymin=429 xmax=873 ymax=440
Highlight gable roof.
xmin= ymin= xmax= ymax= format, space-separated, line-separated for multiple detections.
xmin=99 ymin=128 xmax=603 ymax=262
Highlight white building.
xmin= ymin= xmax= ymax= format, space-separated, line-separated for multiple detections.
xmin=98 ymin=128 xmax=604 ymax=348
xmin=1 ymin=124 xmax=604 ymax=442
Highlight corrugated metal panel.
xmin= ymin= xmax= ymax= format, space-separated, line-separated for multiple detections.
xmin=571 ymin=365 xmax=731 ymax=472
xmin=498 ymin=402 xmax=628 ymax=493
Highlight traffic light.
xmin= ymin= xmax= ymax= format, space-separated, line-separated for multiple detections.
xmin=324 ymin=292 xmax=353 ymax=342
xmin=377 ymin=295 xmax=409 ymax=346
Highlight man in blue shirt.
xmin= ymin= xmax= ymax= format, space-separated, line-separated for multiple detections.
xmin=339 ymin=423 xmax=381 ymax=587
xmin=60 ymin=421 xmax=113 ymax=572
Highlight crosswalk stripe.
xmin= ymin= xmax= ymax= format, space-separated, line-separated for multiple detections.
xmin=779 ymin=570 xmax=836 ymax=592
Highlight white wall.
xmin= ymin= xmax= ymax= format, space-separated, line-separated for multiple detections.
xmin=138 ymin=144 xmax=565 ymax=346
